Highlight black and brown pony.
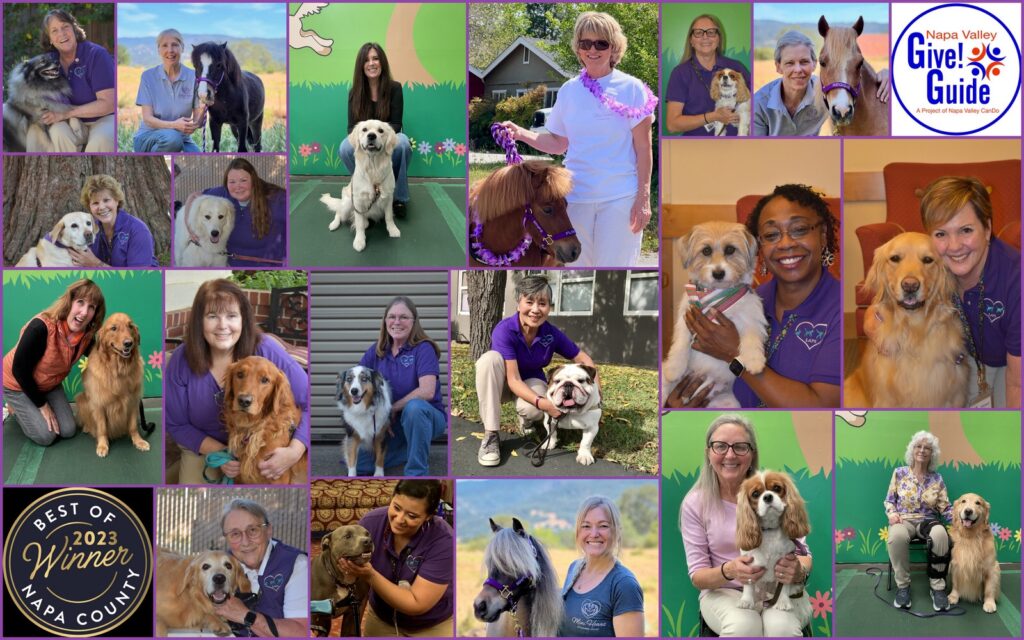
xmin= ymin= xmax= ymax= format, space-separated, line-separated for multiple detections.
xmin=469 ymin=161 xmax=580 ymax=267
xmin=192 ymin=42 xmax=266 ymax=152
xmin=817 ymin=16 xmax=890 ymax=136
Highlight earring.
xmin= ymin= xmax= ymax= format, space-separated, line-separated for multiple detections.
xmin=821 ymin=246 xmax=835 ymax=268
xmin=759 ymin=258 xmax=767 ymax=277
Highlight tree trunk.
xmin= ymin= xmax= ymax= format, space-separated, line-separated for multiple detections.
xmin=3 ymin=156 xmax=172 ymax=265
xmin=468 ymin=270 xmax=507 ymax=360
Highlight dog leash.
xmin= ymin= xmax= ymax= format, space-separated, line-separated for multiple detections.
xmin=204 ymin=449 xmax=237 ymax=484
xmin=864 ymin=567 xmax=965 ymax=618
xmin=523 ymin=417 xmax=558 ymax=467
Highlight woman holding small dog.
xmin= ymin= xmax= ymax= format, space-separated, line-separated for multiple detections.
xmin=500 ymin=12 xmax=655 ymax=267
xmin=132 ymin=28 xmax=203 ymax=152
xmin=865 ymin=177 xmax=1021 ymax=407
xmin=337 ymin=480 xmax=454 ymax=636
xmin=883 ymin=431 xmax=953 ymax=611
xmin=665 ymin=14 xmax=751 ymax=136
xmin=66 ymin=174 xmax=159 ymax=267
xmin=185 ymin=158 xmax=287 ymax=267
xmin=355 ymin=296 xmax=446 ymax=476
xmin=681 ymin=414 xmax=812 ymax=636
xmin=2 ymin=278 xmax=105 ymax=446
xmin=28 ymin=9 xmax=115 ymax=152
xmin=561 ymin=495 xmax=644 ymax=636
xmin=165 ymin=278 xmax=309 ymax=484
xmin=475 ymin=275 xmax=597 ymax=467
xmin=340 ymin=43 xmax=413 ymax=217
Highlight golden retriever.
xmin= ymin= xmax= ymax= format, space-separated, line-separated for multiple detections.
xmin=950 ymin=492 xmax=1001 ymax=613
xmin=156 ymin=549 xmax=251 ymax=636
xmin=174 ymin=195 xmax=235 ymax=267
xmin=844 ymin=232 xmax=968 ymax=407
xmin=222 ymin=355 xmax=307 ymax=484
xmin=15 ymin=211 xmax=96 ymax=267
xmin=76 ymin=312 xmax=149 ymax=457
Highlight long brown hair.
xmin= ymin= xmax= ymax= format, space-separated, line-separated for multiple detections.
xmin=41 ymin=278 xmax=106 ymax=333
xmin=184 ymin=279 xmax=261 ymax=375
xmin=41 ymin=10 xmax=87 ymax=53
xmin=350 ymin=43 xmax=394 ymax=122
xmin=375 ymin=296 xmax=440 ymax=359
xmin=222 ymin=158 xmax=283 ymax=241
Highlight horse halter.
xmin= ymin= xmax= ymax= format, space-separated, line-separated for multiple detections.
xmin=523 ymin=204 xmax=577 ymax=248
xmin=483 ymin=574 xmax=535 ymax=637
xmin=820 ymin=79 xmax=860 ymax=104
xmin=195 ymin=70 xmax=225 ymax=105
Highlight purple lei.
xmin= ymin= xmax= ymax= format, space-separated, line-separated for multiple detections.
xmin=470 ymin=125 xmax=532 ymax=266
xmin=579 ymin=70 xmax=658 ymax=120
xmin=490 ymin=122 xmax=523 ymax=165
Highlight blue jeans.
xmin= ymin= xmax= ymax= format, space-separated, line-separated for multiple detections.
xmin=357 ymin=399 xmax=446 ymax=476
xmin=133 ymin=128 xmax=201 ymax=152
xmin=340 ymin=132 xmax=411 ymax=203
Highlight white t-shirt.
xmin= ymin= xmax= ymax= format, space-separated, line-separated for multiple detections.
xmin=546 ymin=69 xmax=655 ymax=203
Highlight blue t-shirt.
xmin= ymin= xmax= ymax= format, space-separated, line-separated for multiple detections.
xmin=490 ymin=314 xmax=580 ymax=383
xmin=559 ymin=560 xmax=644 ymax=637
xmin=359 ymin=341 xmax=444 ymax=413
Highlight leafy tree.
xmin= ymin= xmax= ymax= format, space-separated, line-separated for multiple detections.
xmin=494 ymin=85 xmax=547 ymax=129
xmin=619 ymin=484 xmax=658 ymax=538
xmin=229 ymin=40 xmax=283 ymax=74
xmin=468 ymin=3 xmax=529 ymax=69
xmin=117 ymin=44 xmax=130 ymax=66
xmin=3 ymin=3 xmax=114 ymax=79
xmin=525 ymin=3 xmax=567 ymax=40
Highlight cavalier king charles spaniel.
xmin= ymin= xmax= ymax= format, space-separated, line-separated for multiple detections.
xmin=735 ymin=471 xmax=811 ymax=611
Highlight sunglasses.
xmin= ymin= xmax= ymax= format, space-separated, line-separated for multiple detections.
xmin=578 ymin=39 xmax=611 ymax=51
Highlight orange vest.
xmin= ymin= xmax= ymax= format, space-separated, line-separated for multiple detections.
xmin=2 ymin=314 xmax=94 ymax=395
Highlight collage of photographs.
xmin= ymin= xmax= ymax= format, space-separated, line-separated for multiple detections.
xmin=0 ymin=1 xmax=1020 ymax=639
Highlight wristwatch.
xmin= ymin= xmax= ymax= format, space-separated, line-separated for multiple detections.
xmin=244 ymin=610 xmax=258 ymax=627
xmin=729 ymin=358 xmax=745 ymax=377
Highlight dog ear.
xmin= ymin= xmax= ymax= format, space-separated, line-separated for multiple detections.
xmin=780 ymin=475 xmax=811 ymax=539
xmin=546 ymin=365 xmax=563 ymax=382
xmin=131 ymin=321 xmax=141 ymax=352
xmin=51 ymin=219 xmax=67 ymax=243
xmin=865 ymin=240 xmax=891 ymax=302
xmin=181 ymin=558 xmax=200 ymax=598
xmin=321 ymin=532 xmax=333 ymax=553
xmin=677 ymin=229 xmax=697 ymax=270
xmin=335 ymin=371 xmax=345 ymax=401
xmin=235 ymin=560 xmax=252 ymax=593
xmin=740 ymin=226 xmax=759 ymax=269
xmin=347 ymin=126 xmax=362 ymax=155
xmin=734 ymin=483 xmax=762 ymax=551
xmin=384 ymin=126 xmax=398 ymax=155
xmin=268 ymin=364 xmax=293 ymax=418
xmin=710 ymin=73 xmax=721 ymax=101
xmin=580 ymin=365 xmax=598 ymax=382
xmin=489 ymin=517 xmax=502 ymax=533
xmin=222 ymin=361 xmax=238 ymax=413
xmin=736 ymin=75 xmax=751 ymax=103
xmin=931 ymin=254 xmax=958 ymax=307
xmin=512 ymin=517 xmax=527 ymax=537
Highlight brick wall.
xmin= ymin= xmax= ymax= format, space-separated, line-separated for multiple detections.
xmin=165 ymin=289 xmax=306 ymax=349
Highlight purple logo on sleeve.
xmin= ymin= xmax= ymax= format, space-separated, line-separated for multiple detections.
xmin=795 ymin=322 xmax=828 ymax=350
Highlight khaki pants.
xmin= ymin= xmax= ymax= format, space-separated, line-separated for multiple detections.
xmin=475 ymin=350 xmax=546 ymax=433
xmin=700 ymin=587 xmax=811 ymax=637
xmin=176 ymin=445 xmax=223 ymax=484
xmin=362 ymin=605 xmax=452 ymax=637
xmin=888 ymin=520 xmax=949 ymax=590
xmin=26 ymin=114 xmax=115 ymax=152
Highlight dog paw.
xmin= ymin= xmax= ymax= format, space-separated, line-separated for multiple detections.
xmin=373 ymin=466 xmax=384 ymax=477
xmin=543 ymin=433 xmax=558 ymax=450
xmin=948 ymin=591 xmax=959 ymax=605
xmin=96 ymin=444 xmax=109 ymax=457
xmin=984 ymin=600 xmax=997 ymax=613
xmin=773 ymin=600 xmax=793 ymax=612
xmin=736 ymin=598 xmax=756 ymax=610
xmin=387 ymin=226 xmax=401 ymax=238
xmin=133 ymin=439 xmax=150 ymax=452
xmin=329 ymin=219 xmax=341 ymax=231
xmin=353 ymin=237 xmax=366 ymax=252
xmin=576 ymin=450 xmax=595 ymax=465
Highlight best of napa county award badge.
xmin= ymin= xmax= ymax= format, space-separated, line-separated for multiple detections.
xmin=3 ymin=488 xmax=152 ymax=637
xmin=891 ymin=2 xmax=1021 ymax=136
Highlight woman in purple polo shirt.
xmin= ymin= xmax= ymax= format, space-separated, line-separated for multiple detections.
xmin=475 ymin=275 xmax=597 ymax=466
xmin=665 ymin=14 xmax=750 ymax=136
xmin=338 ymin=480 xmax=454 ymax=636
xmin=355 ymin=296 xmax=446 ymax=476
xmin=670 ymin=185 xmax=841 ymax=408
xmin=866 ymin=176 xmax=1021 ymax=407
xmin=67 ymin=174 xmax=159 ymax=267
xmin=165 ymin=278 xmax=309 ymax=484
xmin=186 ymin=158 xmax=287 ymax=267
xmin=29 ymin=9 xmax=115 ymax=152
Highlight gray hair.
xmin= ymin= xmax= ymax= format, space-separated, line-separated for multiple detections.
xmin=220 ymin=499 xmax=270 ymax=532
xmin=156 ymin=28 xmax=184 ymax=49
xmin=514 ymin=275 xmax=553 ymax=302
xmin=683 ymin=413 xmax=760 ymax=517
xmin=904 ymin=430 xmax=941 ymax=472
xmin=774 ymin=30 xmax=817 ymax=64
xmin=575 ymin=496 xmax=623 ymax=559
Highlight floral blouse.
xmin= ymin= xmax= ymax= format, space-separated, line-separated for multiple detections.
xmin=883 ymin=466 xmax=952 ymax=522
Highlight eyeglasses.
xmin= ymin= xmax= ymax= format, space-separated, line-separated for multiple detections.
xmin=709 ymin=441 xmax=753 ymax=456
xmin=223 ymin=523 xmax=267 ymax=543
xmin=386 ymin=314 xmax=413 ymax=322
xmin=691 ymin=28 xmax=721 ymax=39
xmin=758 ymin=222 xmax=821 ymax=245
xmin=578 ymin=39 xmax=610 ymax=51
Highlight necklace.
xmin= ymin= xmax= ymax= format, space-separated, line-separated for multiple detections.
xmin=756 ymin=313 xmax=798 ymax=408
xmin=953 ymin=276 xmax=988 ymax=392
xmin=579 ymin=71 xmax=658 ymax=120
xmin=689 ymin=56 xmax=714 ymax=95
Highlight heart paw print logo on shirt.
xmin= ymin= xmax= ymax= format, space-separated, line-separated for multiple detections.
xmin=794 ymin=322 xmax=827 ymax=350
xmin=983 ymin=297 xmax=1005 ymax=323
xmin=398 ymin=354 xmax=415 ymax=367
xmin=538 ymin=334 xmax=554 ymax=348
xmin=581 ymin=599 xmax=602 ymax=618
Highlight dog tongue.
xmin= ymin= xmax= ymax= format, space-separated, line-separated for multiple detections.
xmin=211 ymin=236 xmax=220 ymax=244
xmin=562 ymin=398 xmax=576 ymax=407
xmin=963 ymin=519 xmax=974 ymax=528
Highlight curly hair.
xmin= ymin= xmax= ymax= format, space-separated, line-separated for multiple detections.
xmin=745 ymin=184 xmax=838 ymax=257
xmin=41 ymin=10 xmax=87 ymax=53
xmin=80 ymin=174 xmax=126 ymax=212
xmin=904 ymin=430 xmax=941 ymax=473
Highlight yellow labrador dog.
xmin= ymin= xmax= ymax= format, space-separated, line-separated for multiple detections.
xmin=321 ymin=119 xmax=400 ymax=252
xmin=174 ymin=195 xmax=235 ymax=267
xmin=16 ymin=211 xmax=95 ymax=267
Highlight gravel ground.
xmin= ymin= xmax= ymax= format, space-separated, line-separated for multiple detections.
xmin=469 ymin=151 xmax=553 ymax=164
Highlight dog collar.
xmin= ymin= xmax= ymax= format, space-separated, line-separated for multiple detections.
xmin=687 ymin=283 xmax=752 ymax=315
xmin=43 ymin=232 xmax=73 ymax=251
xmin=353 ymin=184 xmax=382 ymax=216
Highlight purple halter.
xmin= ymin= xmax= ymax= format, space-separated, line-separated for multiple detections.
xmin=820 ymin=80 xmax=860 ymax=102
xmin=483 ymin=573 xmax=535 ymax=637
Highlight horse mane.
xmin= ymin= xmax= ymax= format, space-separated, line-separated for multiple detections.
xmin=218 ymin=43 xmax=244 ymax=87
xmin=471 ymin=161 xmax=572 ymax=224
xmin=484 ymin=527 xmax=563 ymax=637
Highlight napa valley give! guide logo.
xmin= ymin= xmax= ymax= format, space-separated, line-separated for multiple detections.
xmin=892 ymin=2 xmax=1021 ymax=135
xmin=3 ymin=488 xmax=152 ymax=637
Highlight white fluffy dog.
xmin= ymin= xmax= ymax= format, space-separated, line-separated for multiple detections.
xmin=321 ymin=119 xmax=399 ymax=252
xmin=662 ymin=221 xmax=768 ymax=407
xmin=709 ymin=69 xmax=751 ymax=136
xmin=16 ymin=211 xmax=95 ymax=267
xmin=174 ymin=195 xmax=236 ymax=267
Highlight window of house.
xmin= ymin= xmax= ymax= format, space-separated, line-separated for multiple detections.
xmin=516 ymin=88 xmax=528 ymax=97
xmin=544 ymin=88 xmax=559 ymax=108
xmin=492 ymin=89 xmax=508 ymax=101
xmin=624 ymin=271 xmax=658 ymax=316
xmin=523 ymin=48 xmax=531 ymax=64
xmin=457 ymin=271 xmax=469 ymax=315
xmin=525 ymin=270 xmax=595 ymax=315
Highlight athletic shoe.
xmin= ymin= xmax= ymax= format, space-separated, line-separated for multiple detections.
xmin=931 ymin=588 xmax=949 ymax=611
xmin=478 ymin=431 xmax=500 ymax=466
xmin=894 ymin=586 xmax=912 ymax=609
xmin=394 ymin=201 xmax=407 ymax=218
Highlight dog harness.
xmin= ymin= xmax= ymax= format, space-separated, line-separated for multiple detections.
xmin=352 ymin=184 xmax=382 ymax=217
xmin=311 ymin=553 xmax=364 ymax=637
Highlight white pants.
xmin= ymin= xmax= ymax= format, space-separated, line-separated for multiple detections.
xmin=568 ymin=193 xmax=643 ymax=267
xmin=26 ymin=114 xmax=115 ymax=152
xmin=700 ymin=588 xmax=811 ymax=637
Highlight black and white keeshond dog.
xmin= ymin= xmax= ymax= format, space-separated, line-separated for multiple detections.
xmin=3 ymin=54 xmax=82 ymax=151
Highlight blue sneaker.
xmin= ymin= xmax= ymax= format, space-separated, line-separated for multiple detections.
xmin=894 ymin=587 xmax=911 ymax=609
xmin=931 ymin=588 xmax=949 ymax=611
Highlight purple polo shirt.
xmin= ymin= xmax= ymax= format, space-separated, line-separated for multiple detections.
xmin=735 ymin=269 xmax=841 ymax=407
xmin=490 ymin=314 xmax=580 ymax=383
xmin=203 ymin=186 xmax=287 ymax=267
xmin=360 ymin=341 xmax=444 ymax=413
xmin=666 ymin=55 xmax=750 ymax=136
xmin=165 ymin=336 xmax=310 ymax=454
xmin=51 ymin=40 xmax=115 ymax=122
xmin=959 ymin=237 xmax=1020 ymax=365
xmin=90 ymin=210 xmax=158 ymax=267
xmin=360 ymin=507 xmax=453 ymax=631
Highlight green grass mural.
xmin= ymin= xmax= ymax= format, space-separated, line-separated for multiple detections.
xmin=662 ymin=411 xmax=834 ymax=637
xmin=3 ymin=271 xmax=164 ymax=398
xmin=289 ymin=3 xmax=466 ymax=177
xmin=660 ymin=3 xmax=753 ymax=138
xmin=836 ymin=411 xmax=1021 ymax=564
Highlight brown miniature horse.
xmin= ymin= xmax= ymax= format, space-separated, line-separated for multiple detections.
xmin=818 ymin=16 xmax=890 ymax=136
xmin=470 ymin=161 xmax=580 ymax=267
